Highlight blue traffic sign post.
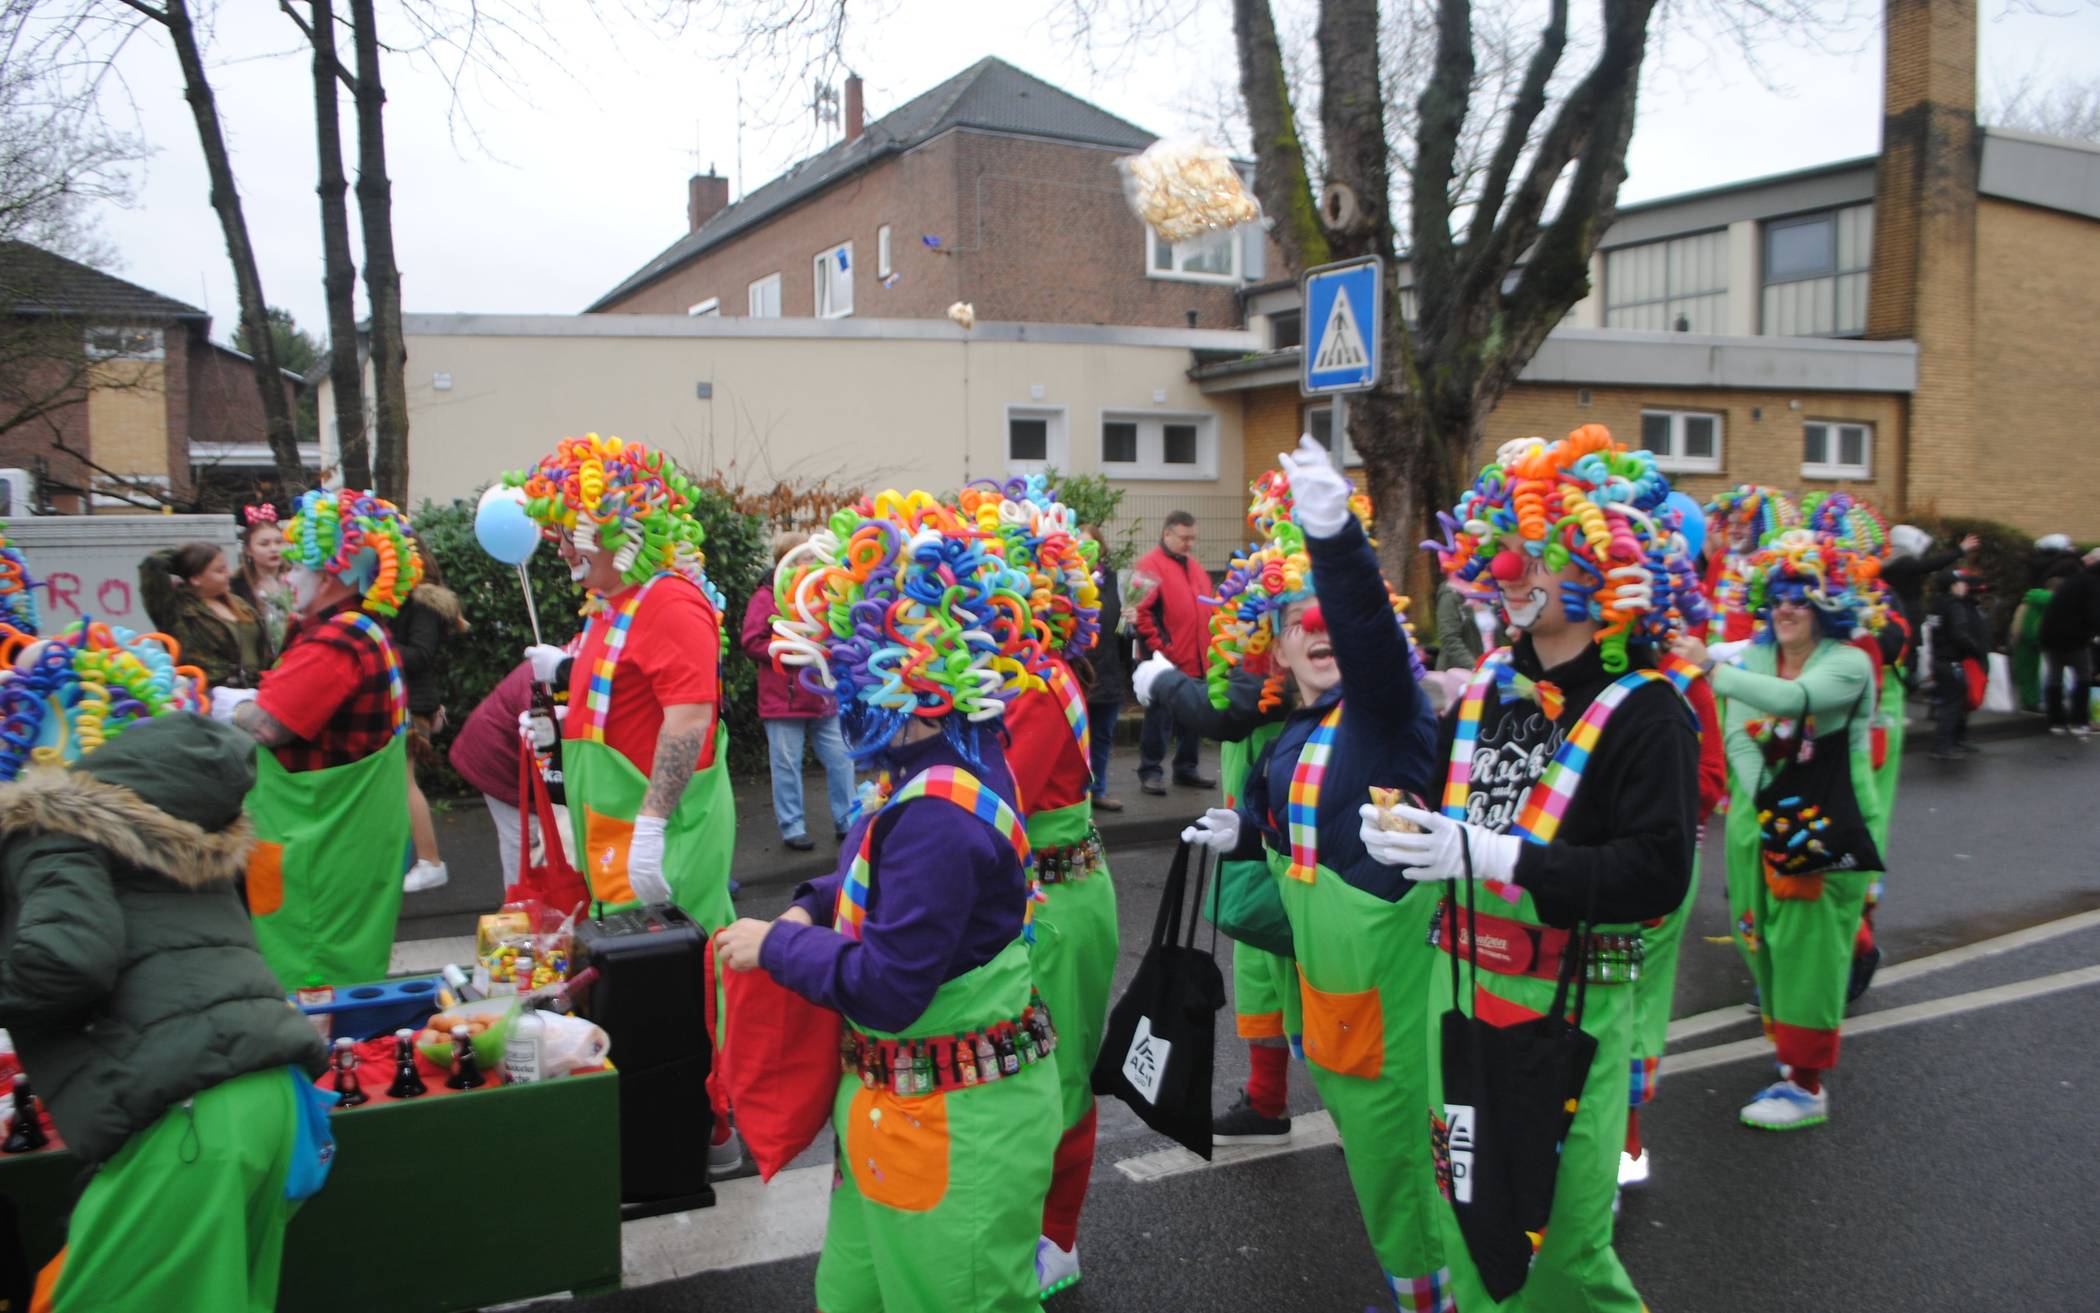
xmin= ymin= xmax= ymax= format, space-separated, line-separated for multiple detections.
xmin=1300 ymin=256 xmax=1382 ymax=466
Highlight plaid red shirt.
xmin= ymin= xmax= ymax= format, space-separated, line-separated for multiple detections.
xmin=255 ymin=604 xmax=404 ymax=773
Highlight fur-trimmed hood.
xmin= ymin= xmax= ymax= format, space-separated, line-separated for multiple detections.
xmin=410 ymin=582 xmax=469 ymax=633
xmin=0 ymin=767 xmax=254 ymax=889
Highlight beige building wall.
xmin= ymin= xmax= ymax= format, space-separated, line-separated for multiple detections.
xmin=366 ymin=322 xmax=1248 ymax=530
xmin=1972 ymin=197 xmax=2100 ymax=539
xmin=85 ymin=359 xmax=170 ymax=478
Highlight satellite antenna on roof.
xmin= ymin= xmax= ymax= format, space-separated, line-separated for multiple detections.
xmin=813 ymin=79 xmax=840 ymax=136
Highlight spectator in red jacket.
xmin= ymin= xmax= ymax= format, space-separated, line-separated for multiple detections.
xmin=1128 ymin=510 xmax=1216 ymax=795
xmin=744 ymin=532 xmax=857 ymax=851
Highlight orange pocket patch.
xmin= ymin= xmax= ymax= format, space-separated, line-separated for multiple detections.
xmin=581 ymin=806 xmax=637 ymax=906
xmin=1297 ymin=967 xmax=1384 ymax=1079
xmin=843 ymin=1085 xmax=950 ymax=1212
xmin=1765 ymin=870 xmax=1826 ymax=901
xmin=246 ymin=840 xmax=285 ymax=916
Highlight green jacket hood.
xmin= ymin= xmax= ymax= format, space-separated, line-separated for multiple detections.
xmin=69 ymin=712 xmax=256 ymax=832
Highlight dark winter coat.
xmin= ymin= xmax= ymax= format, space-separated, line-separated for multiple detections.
xmin=1929 ymin=584 xmax=1991 ymax=671
xmin=2039 ymin=564 xmax=2100 ymax=651
xmin=1083 ymin=564 xmax=1131 ymax=706
xmin=0 ymin=714 xmax=325 ymax=1164
xmin=392 ymin=583 xmax=468 ymax=717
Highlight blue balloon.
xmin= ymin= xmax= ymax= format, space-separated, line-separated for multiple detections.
xmin=474 ymin=485 xmax=540 ymax=565
xmin=1665 ymin=491 xmax=1706 ymax=561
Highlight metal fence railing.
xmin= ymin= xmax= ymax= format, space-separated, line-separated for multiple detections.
xmin=1101 ymin=491 xmax=1249 ymax=576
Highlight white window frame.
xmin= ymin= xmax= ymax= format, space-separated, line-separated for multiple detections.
xmin=1005 ymin=405 xmax=1068 ymax=476
xmin=747 ymin=273 xmax=782 ymax=319
xmin=687 ymin=297 xmax=720 ymax=317
xmin=1302 ymin=401 xmax=1360 ymax=467
xmin=877 ymin=225 xmax=892 ymax=279
xmin=1144 ymin=226 xmax=1241 ymax=284
xmin=1802 ymin=420 xmax=1872 ymax=481
xmin=85 ymin=326 xmax=164 ymax=361
xmin=814 ymin=240 xmax=854 ymax=318
xmin=1638 ymin=408 xmax=1724 ymax=474
xmin=1095 ymin=410 xmax=1219 ymax=481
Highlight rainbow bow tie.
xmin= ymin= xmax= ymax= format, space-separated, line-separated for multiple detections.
xmin=1496 ymin=667 xmax=1565 ymax=722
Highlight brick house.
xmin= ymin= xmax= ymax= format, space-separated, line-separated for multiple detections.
xmin=0 ymin=243 xmax=310 ymax=513
xmin=1199 ymin=0 xmax=2100 ymax=541
xmin=588 ymin=57 xmax=1273 ymax=330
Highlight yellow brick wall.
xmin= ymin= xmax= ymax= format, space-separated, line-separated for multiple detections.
xmin=1236 ymin=380 xmax=1907 ymax=514
xmin=85 ymin=359 xmax=170 ymax=477
xmin=1972 ymin=198 xmax=2100 ymax=539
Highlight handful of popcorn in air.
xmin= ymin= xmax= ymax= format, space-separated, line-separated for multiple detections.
xmin=947 ymin=301 xmax=976 ymax=331
xmin=1118 ymin=137 xmax=1262 ymax=243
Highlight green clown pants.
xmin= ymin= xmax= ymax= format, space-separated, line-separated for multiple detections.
xmin=33 ymin=1068 xmax=301 ymax=1313
xmin=814 ymin=942 xmax=1060 ymax=1313
xmin=1622 ymin=856 xmax=1699 ymax=1108
xmin=1427 ymin=911 xmax=1645 ymax=1313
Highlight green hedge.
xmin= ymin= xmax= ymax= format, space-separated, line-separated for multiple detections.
xmin=410 ymin=489 xmax=771 ymax=795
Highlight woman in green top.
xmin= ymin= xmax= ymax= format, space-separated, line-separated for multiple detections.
xmin=2011 ymin=573 xmax=2067 ymax=713
xmin=139 ymin=542 xmax=275 ymax=691
xmin=1671 ymin=528 xmax=1885 ymax=1132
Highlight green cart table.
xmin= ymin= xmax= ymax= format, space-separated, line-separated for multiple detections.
xmin=1 ymin=1070 xmax=623 ymax=1312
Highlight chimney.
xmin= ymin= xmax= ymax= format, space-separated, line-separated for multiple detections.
xmin=1865 ymin=0 xmax=1979 ymax=516
xmin=845 ymin=74 xmax=865 ymax=143
xmin=688 ymin=168 xmax=729 ymax=233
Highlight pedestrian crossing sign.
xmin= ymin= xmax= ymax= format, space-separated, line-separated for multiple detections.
xmin=1301 ymin=256 xmax=1382 ymax=395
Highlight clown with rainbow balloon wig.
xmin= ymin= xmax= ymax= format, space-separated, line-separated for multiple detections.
xmin=1336 ymin=424 xmax=1703 ymax=1311
xmin=227 ymin=488 xmax=426 ymax=991
xmin=503 ymin=433 xmax=736 ymax=927
xmin=714 ymin=487 xmax=1064 ymax=1313
xmin=1669 ymin=517 xmax=1890 ymax=1134
xmin=951 ymin=474 xmax=1113 ymax=1295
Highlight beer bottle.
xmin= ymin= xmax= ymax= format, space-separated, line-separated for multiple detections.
xmin=387 ymin=1028 xmax=427 ymax=1099
xmin=330 ymin=1037 xmax=370 ymax=1107
xmin=3 ymin=1074 xmax=49 ymax=1153
xmin=529 ymin=680 xmax=566 ymax=803
xmin=1016 ymin=1020 xmax=1038 ymax=1067
xmin=1031 ymin=1006 xmax=1056 ymax=1056
xmin=953 ymin=1034 xmax=974 ymax=1087
xmin=995 ymin=1025 xmax=1020 ymax=1077
xmin=889 ymin=1043 xmax=909 ymax=1097
xmin=447 ymin=1024 xmax=486 ymax=1090
xmin=912 ymin=1041 xmax=934 ymax=1095
xmin=975 ymin=1031 xmax=1000 ymax=1084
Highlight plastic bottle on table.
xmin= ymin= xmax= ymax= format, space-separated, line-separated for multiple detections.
xmin=504 ymin=1006 xmax=547 ymax=1085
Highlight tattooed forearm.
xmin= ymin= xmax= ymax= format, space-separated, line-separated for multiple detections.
xmin=234 ymin=700 xmax=296 ymax=747
xmin=641 ymin=730 xmax=701 ymax=817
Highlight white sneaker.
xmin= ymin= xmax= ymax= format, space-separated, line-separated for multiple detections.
xmin=708 ymin=1126 xmax=743 ymax=1174
xmin=2071 ymin=725 xmax=2094 ymax=739
xmin=1618 ymin=1148 xmax=1651 ymax=1187
xmin=1740 ymin=1079 xmax=1828 ymax=1130
xmin=1035 ymin=1236 xmax=1081 ymax=1299
xmin=2048 ymin=725 xmax=2070 ymax=736
xmin=402 ymin=860 xmax=449 ymax=893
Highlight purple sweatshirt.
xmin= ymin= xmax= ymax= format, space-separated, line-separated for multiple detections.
xmin=758 ymin=731 xmax=1026 ymax=1033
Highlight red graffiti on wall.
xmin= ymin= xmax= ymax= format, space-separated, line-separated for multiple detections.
xmin=38 ymin=573 xmax=136 ymax=620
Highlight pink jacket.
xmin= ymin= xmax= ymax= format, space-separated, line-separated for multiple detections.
xmin=743 ymin=585 xmax=837 ymax=720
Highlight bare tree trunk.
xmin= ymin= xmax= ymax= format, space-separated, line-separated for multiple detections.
xmin=157 ymin=0 xmax=305 ymax=494
xmin=348 ymin=0 xmax=407 ymax=503
xmin=305 ymin=0 xmax=370 ymax=490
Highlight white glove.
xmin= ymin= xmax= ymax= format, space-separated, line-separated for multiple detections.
xmin=627 ymin=815 xmax=673 ymax=905
xmin=210 ymin=687 xmax=260 ymax=724
xmin=1355 ymin=803 xmax=1523 ymax=884
xmin=1277 ymin=433 xmax=1353 ymax=538
xmin=525 ymin=644 xmax=569 ymax=684
xmin=1131 ymin=650 xmax=1177 ymax=708
xmin=1707 ymin=639 xmax=1752 ymax=668
xmin=1181 ymin=807 xmax=1241 ymax=852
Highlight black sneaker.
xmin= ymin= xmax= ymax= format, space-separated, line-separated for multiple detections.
xmin=1174 ymin=772 xmax=1219 ymax=790
xmin=1847 ymin=943 xmax=1882 ymax=1005
xmin=1212 ymin=1089 xmax=1292 ymax=1146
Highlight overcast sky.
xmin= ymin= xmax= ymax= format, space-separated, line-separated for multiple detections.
xmin=77 ymin=0 xmax=2100 ymax=343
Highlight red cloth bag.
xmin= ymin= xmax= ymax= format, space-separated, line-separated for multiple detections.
xmin=507 ymin=741 xmax=590 ymax=915
xmin=1963 ymin=657 xmax=1988 ymax=713
xmin=705 ymin=933 xmax=843 ymax=1182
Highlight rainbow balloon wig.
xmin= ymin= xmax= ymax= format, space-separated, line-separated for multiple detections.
xmin=769 ymin=490 xmax=1045 ymax=761
xmin=508 ymin=433 xmax=714 ymax=595
xmin=1732 ymin=527 xmax=1889 ymax=643
xmin=0 ymin=524 xmax=37 ymax=635
xmin=285 ymin=489 xmax=423 ymax=617
xmin=0 ymin=621 xmax=206 ymax=781
xmin=952 ymin=475 xmax=1101 ymax=663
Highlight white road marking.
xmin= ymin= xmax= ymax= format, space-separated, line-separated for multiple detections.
xmin=1663 ymin=964 xmax=2100 ymax=1076
xmin=1666 ymin=906 xmax=2100 ymax=1045
xmin=1113 ymin=1109 xmax=1340 ymax=1183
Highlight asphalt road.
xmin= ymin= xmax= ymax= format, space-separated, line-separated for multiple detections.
xmin=498 ymin=730 xmax=2098 ymax=1313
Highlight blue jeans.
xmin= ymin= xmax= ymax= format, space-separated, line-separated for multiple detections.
xmin=1087 ymin=694 xmax=1123 ymax=798
xmin=1139 ymin=695 xmax=1200 ymax=781
xmin=764 ymin=716 xmax=857 ymax=839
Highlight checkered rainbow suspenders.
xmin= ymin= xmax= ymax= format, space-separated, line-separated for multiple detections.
xmin=579 ymin=574 xmax=667 ymax=744
xmin=331 ymin=611 xmax=407 ymax=736
xmin=1043 ymin=659 xmax=1091 ymax=778
xmin=1441 ymin=650 xmax=1700 ymax=904
xmin=835 ymin=765 xmax=1035 ymax=941
xmin=1282 ymin=703 xmax=1345 ymax=883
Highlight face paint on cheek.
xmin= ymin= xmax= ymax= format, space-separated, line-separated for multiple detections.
xmin=290 ymin=567 xmax=323 ymax=609
xmin=1502 ymin=586 xmax=1549 ymax=629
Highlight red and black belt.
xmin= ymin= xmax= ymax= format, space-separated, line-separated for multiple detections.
xmin=1428 ymin=903 xmax=1644 ymax=985
xmin=1034 ymin=829 xmax=1105 ymax=884
xmin=841 ymin=992 xmax=1060 ymax=1096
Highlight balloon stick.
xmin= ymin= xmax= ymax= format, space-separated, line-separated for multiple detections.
xmin=517 ymin=561 xmax=543 ymax=647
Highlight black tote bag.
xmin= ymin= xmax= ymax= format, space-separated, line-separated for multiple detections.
xmin=1436 ymin=838 xmax=1598 ymax=1302
xmin=1092 ymin=839 xmax=1226 ymax=1160
xmin=1754 ymin=684 xmax=1882 ymax=879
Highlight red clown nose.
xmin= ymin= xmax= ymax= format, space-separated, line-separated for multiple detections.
xmin=1490 ymin=549 xmax=1526 ymax=583
xmin=1298 ymin=601 xmax=1328 ymax=634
